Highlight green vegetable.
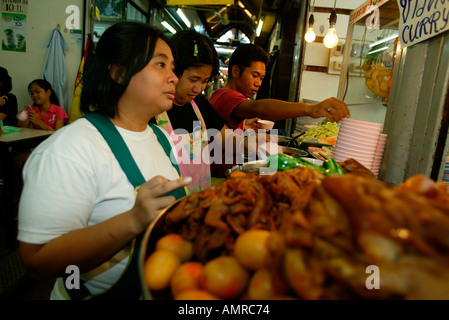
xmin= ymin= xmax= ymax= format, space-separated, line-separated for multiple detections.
xmin=322 ymin=158 xmax=344 ymax=175
xmin=267 ymin=154 xmax=344 ymax=176
xmin=268 ymin=154 xmax=326 ymax=174
xmin=296 ymin=122 xmax=339 ymax=144
xmin=320 ymin=118 xmax=330 ymax=125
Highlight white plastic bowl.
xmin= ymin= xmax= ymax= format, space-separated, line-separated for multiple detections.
xmin=335 ymin=141 xmax=377 ymax=153
xmin=336 ymin=135 xmax=379 ymax=149
xmin=338 ymin=126 xmax=381 ymax=139
xmin=257 ymin=120 xmax=275 ymax=130
xmin=341 ymin=118 xmax=383 ymax=130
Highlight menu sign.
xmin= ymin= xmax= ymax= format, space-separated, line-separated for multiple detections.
xmin=397 ymin=0 xmax=449 ymax=48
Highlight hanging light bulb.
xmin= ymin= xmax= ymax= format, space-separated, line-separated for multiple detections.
xmin=305 ymin=27 xmax=316 ymax=43
xmin=304 ymin=14 xmax=316 ymax=42
xmin=304 ymin=0 xmax=316 ymax=43
xmin=323 ymin=26 xmax=338 ymax=48
xmin=324 ymin=7 xmax=338 ymax=48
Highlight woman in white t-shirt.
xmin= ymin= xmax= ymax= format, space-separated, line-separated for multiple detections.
xmin=17 ymin=22 xmax=191 ymax=300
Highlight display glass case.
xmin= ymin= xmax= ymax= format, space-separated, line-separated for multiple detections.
xmin=338 ymin=0 xmax=399 ymax=126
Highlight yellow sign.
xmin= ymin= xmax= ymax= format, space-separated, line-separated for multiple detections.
xmin=167 ymin=0 xmax=233 ymax=5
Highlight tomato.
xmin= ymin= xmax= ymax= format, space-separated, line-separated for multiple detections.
xmin=155 ymin=233 xmax=194 ymax=262
xmin=171 ymin=261 xmax=203 ymax=298
xmin=234 ymin=229 xmax=271 ymax=270
xmin=247 ymin=268 xmax=288 ymax=300
xmin=144 ymin=249 xmax=181 ymax=291
xmin=175 ymin=289 xmax=219 ymax=300
xmin=199 ymin=256 xmax=250 ymax=299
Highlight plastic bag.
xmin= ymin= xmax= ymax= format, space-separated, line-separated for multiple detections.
xmin=1 ymin=125 xmax=23 ymax=134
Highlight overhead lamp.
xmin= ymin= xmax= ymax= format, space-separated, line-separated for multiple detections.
xmin=256 ymin=19 xmax=264 ymax=37
xmin=176 ymin=8 xmax=191 ymax=28
xmin=367 ymin=46 xmax=389 ymax=55
xmin=305 ymin=0 xmax=316 ymax=43
xmin=244 ymin=8 xmax=252 ymax=18
xmin=323 ymin=0 xmax=338 ymax=48
xmin=237 ymin=1 xmax=245 ymax=8
xmin=207 ymin=7 xmax=227 ymax=23
xmin=211 ymin=22 xmax=221 ymax=30
xmin=161 ymin=21 xmax=176 ymax=34
xmin=369 ymin=33 xmax=399 ymax=48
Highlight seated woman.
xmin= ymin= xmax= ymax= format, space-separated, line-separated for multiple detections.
xmin=17 ymin=79 xmax=68 ymax=131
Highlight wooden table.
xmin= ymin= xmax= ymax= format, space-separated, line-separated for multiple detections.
xmin=0 ymin=128 xmax=53 ymax=249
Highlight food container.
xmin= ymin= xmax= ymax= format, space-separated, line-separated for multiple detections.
xmin=269 ymin=134 xmax=299 ymax=148
xmin=139 ymin=168 xmax=449 ymax=300
xmin=257 ymin=120 xmax=275 ymax=129
xmin=280 ymin=146 xmax=309 ymax=158
xmin=228 ymin=160 xmax=269 ymax=176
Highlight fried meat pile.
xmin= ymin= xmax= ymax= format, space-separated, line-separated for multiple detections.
xmin=163 ymin=166 xmax=449 ymax=300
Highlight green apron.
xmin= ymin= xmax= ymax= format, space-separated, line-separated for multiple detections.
xmin=63 ymin=112 xmax=186 ymax=300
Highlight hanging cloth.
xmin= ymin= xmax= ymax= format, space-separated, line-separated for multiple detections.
xmin=42 ymin=28 xmax=69 ymax=113
xmin=156 ymin=100 xmax=211 ymax=193
xmin=69 ymin=34 xmax=95 ymax=123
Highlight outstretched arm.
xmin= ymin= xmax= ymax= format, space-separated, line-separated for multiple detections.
xmin=233 ymin=97 xmax=350 ymax=123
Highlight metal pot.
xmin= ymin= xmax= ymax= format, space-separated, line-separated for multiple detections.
xmin=227 ymin=160 xmax=269 ymax=176
xmin=271 ymin=134 xmax=299 ymax=148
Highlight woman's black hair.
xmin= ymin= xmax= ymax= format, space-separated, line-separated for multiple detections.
xmin=0 ymin=66 xmax=13 ymax=94
xmin=170 ymin=30 xmax=219 ymax=82
xmin=228 ymin=44 xmax=269 ymax=78
xmin=80 ymin=22 xmax=174 ymax=118
xmin=28 ymin=79 xmax=60 ymax=106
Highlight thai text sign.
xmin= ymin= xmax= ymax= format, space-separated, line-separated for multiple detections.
xmin=398 ymin=0 xmax=449 ymax=47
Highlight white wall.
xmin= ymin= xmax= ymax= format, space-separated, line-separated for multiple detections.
xmin=298 ymin=0 xmax=389 ymax=125
xmin=0 ymin=0 xmax=83 ymax=114
xmin=299 ymin=11 xmax=350 ymax=103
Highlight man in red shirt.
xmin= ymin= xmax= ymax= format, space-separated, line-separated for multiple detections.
xmin=209 ymin=44 xmax=350 ymax=130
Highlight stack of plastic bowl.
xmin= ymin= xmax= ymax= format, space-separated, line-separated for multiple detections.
xmin=332 ymin=118 xmax=383 ymax=174
xmin=443 ymin=154 xmax=449 ymax=185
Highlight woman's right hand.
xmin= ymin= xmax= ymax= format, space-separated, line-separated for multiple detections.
xmin=130 ymin=175 xmax=192 ymax=234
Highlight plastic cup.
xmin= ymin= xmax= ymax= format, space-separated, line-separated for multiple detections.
xmin=3 ymin=29 xmax=14 ymax=48
xmin=16 ymin=34 xmax=24 ymax=49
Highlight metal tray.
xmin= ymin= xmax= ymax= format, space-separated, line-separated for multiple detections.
xmin=228 ymin=160 xmax=269 ymax=176
xmin=280 ymin=146 xmax=309 ymax=158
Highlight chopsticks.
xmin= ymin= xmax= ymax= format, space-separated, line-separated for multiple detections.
xmin=318 ymin=152 xmax=330 ymax=160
